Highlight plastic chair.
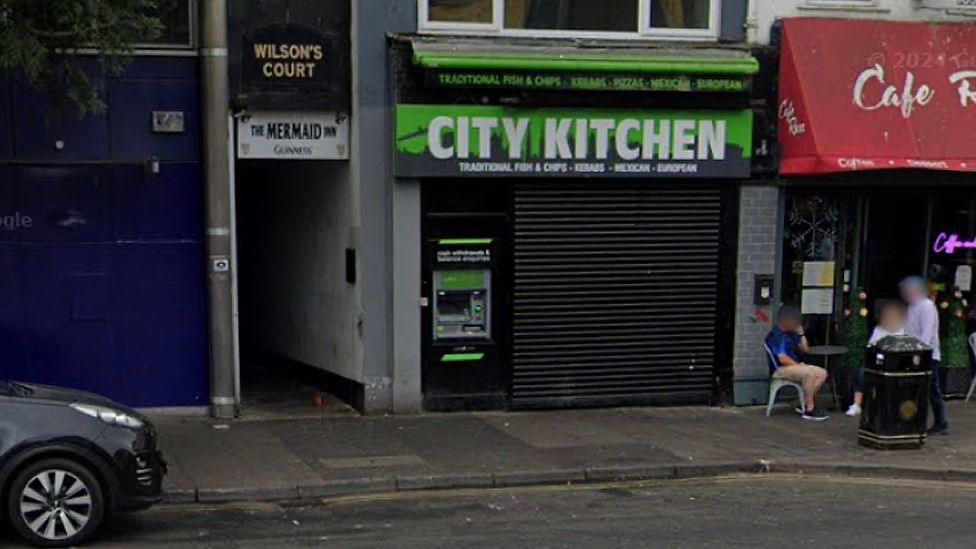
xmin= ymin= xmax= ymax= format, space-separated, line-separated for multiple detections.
xmin=966 ymin=333 xmax=976 ymax=403
xmin=765 ymin=343 xmax=806 ymax=417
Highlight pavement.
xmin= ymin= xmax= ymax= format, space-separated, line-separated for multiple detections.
xmin=153 ymin=400 xmax=976 ymax=504
xmin=31 ymin=475 xmax=976 ymax=548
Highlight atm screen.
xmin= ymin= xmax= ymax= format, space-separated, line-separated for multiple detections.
xmin=433 ymin=269 xmax=490 ymax=340
xmin=440 ymin=270 xmax=485 ymax=290
xmin=436 ymin=292 xmax=473 ymax=318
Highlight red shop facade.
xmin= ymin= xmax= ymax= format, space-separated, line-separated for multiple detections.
xmin=773 ymin=18 xmax=976 ymax=398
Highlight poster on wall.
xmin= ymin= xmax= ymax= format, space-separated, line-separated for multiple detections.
xmin=237 ymin=111 xmax=349 ymax=160
xmin=955 ymin=265 xmax=973 ymax=292
xmin=801 ymin=288 xmax=835 ymax=315
xmin=393 ymin=104 xmax=753 ymax=179
xmin=801 ymin=261 xmax=835 ymax=287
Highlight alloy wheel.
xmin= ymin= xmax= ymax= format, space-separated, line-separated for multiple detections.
xmin=18 ymin=468 xmax=93 ymax=542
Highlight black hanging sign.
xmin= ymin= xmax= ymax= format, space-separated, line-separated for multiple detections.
xmin=229 ymin=0 xmax=350 ymax=111
xmin=242 ymin=24 xmax=330 ymax=87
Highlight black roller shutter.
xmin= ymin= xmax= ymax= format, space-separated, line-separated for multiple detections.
xmin=511 ymin=182 xmax=727 ymax=408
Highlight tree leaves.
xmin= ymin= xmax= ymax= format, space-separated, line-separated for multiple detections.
xmin=0 ymin=0 xmax=167 ymax=118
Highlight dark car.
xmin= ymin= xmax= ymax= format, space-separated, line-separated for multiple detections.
xmin=0 ymin=380 xmax=166 ymax=547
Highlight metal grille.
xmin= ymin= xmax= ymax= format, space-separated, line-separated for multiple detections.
xmin=511 ymin=183 xmax=725 ymax=408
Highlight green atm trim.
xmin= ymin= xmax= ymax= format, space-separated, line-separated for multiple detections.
xmin=441 ymin=353 xmax=486 ymax=363
xmin=414 ymin=50 xmax=760 ymax=76
xmin=439 ymin=238 xmax=493 ymax=245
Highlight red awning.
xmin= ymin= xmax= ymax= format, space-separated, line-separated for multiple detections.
xmin=778 ymin=18 xmax=976 ymax=175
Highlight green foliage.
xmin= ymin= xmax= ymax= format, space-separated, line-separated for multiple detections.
xmin=842 ymin=289 xmax=869 ymax=370
xmin=940 ymin=291 xmax=970 ymax=369
xmin=0 ymin=0 xmax=165 ymax=118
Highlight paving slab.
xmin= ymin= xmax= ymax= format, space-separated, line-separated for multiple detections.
xmin=149 ymin=401 xmax=976 ymax=503
xmin=156 ymin=417 xmax=326 ymax=495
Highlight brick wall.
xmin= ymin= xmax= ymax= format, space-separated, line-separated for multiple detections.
xmin=733 ymin=184 xmax=781 ymax=404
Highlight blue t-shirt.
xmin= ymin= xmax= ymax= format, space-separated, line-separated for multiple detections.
xmin=765 ymin=326 xmax=802 ymax=370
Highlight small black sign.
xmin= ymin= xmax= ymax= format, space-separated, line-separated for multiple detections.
xmin=229 ymin=0 xmax=350 ymax=111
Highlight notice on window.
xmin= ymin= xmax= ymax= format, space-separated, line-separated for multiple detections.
xmin=801 ymin=288 xmax=834 ymax=315
xmin=955 ymin=265 xmax=973 ymax=292
xmin=802 ymin=261 xmax=835 ymax=287
xmin=237 ymin=111 xmax=349 ymax=160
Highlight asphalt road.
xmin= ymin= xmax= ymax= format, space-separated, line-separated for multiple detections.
xmin=3 ymin=475 xmax=974 ymax=548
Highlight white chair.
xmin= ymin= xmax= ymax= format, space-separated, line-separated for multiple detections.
xmin=765 ymin=343 xmax=806 ymax=417
xmin=966 ymin=333 xmax=976 ymax=402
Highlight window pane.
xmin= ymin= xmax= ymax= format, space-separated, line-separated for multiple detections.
xmin=649 ymin=0 xmax=710 ymax=30
xmin=146 ymin=0 xmax=192 ymax=46
xmin=504 ymin=0 xmax=638 ymax=32
xmin=429 ymin=0 xmax=494 ymax=23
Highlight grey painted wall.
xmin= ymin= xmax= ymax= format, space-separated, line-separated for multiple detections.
xmin=354 ymin=0 xmax=418 ymax=413
xmin=392 ymin=180 xmax=422 ymax=413
xmin=732 ymin=183 xmax=781 ymax=404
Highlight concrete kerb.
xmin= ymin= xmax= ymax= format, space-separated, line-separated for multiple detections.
xmin=163 ymin=459 xmax=976 ymax=505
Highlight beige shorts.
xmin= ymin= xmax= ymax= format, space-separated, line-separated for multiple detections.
xmin=773 ymin=364 xmax=825 ymax=384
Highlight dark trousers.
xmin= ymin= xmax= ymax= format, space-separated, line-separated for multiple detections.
xmin=931 ymin=361 xmax=949 ymax=429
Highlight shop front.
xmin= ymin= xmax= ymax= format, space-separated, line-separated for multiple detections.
xmin=775 ymin=18 xmax=976 ymax=400
xmin=392 ymin=39 xmax=756 ymax=410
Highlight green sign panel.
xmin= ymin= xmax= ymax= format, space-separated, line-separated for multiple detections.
xmin=427 ymin=70 xmax=750 ymax=93
xmin=394 ymin=104 xmax=753 ymax=179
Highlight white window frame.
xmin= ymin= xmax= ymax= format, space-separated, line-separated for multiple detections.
xmin=418 ymin=0 xmax=721 ymax=41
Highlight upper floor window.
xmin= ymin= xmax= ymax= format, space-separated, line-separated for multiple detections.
xmin=140 ymin=0 xmax=196 ymax=49
xmin=419 ymin=0 xmax=719 ymax=40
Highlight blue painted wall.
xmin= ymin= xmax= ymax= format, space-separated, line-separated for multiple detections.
xmin=0 ymin=57 xmax=207 ymax=407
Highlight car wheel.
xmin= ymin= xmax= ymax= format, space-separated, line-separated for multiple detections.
xmin=5 ymin=458 xmax=105 ymax=548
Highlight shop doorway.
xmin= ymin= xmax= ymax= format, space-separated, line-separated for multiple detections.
xmin=862 ymin=193 xmax=928 ymax=302
xmin=783 ymin=187 xmax=976 ymax=342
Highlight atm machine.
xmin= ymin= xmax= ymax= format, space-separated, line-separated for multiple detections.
xmin=422 ymin=238 xmax=506 ymax=410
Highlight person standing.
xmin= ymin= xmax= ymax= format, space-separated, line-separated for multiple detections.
xmin=846 ymin=301 xmax=907 ymax=417
xmin=900 ymin=276 xmax=949 ymax=435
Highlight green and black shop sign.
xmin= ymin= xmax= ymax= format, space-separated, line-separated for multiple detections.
xmin=394 ymin=104 xmax=753 ymax=179
xmin=426 ymin=69 xmax=750 ymax=93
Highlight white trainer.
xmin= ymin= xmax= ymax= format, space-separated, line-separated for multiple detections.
xmin=845 ymin=404 xmax=861 ymax=417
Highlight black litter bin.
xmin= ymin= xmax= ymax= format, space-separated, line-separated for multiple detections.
xmin=858 ymin=335 xmax=932 ymax=450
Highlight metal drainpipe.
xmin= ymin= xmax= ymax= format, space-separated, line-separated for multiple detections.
xmin=200 ymin=0 xmax=238 ymax=418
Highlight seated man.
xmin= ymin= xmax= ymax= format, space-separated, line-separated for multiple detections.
xmin=765 ymin=306 xmax=829 ymax=421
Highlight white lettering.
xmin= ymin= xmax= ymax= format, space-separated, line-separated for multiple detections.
xmin=470 ymin=117 xmax=497 ymax=159
xmin=949 ymin=70 xmax=976 ymax=107
xmin=672 ymin=120 xmax=696 ymax=160
xmin=574 ymin=119 xmax=588 ymax=159
xmin=778 ymin=99 xmax=806 ymax=136
xmin=427 ymin=116 xmax=454 ymax=159
xmin=615 ymin=119 xmax=641 ymax=161
xmin=456 ymin=117 xmax=470 ymax=159
xmin=642 ymin=120 xmax=670 ymax=160
xmin=589 ymin=119 xmax=615 ymax=160
xmin=697 ymin=120 xmax=725 ymax=160
xmin=852 ymin=64 xmax=934 ymax=119
xmin=544 ymin=118 xmax=572 ymax=159
xmin=501 ymin=118 xmax=529 ymax=159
